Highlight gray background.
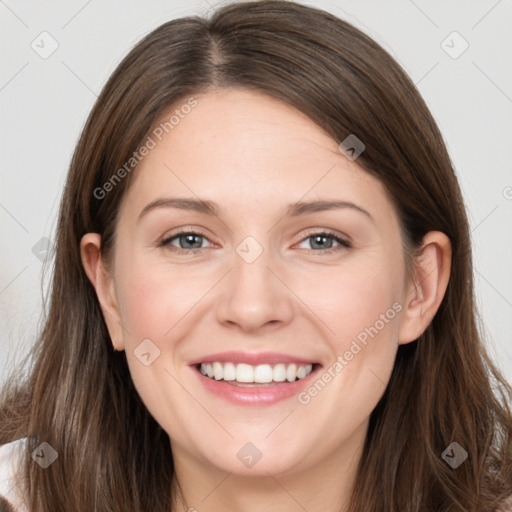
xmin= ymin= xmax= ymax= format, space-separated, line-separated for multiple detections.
xmin=1 ymin=0 xmax=511 ymax=384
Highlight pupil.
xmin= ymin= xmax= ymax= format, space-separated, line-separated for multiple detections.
xmin=182 ymin=234 xmax=201 ymax=248
xmin=313 ymin=235 xmax=332 ymax=249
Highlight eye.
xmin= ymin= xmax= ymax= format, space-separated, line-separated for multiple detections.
xmin=159 ymin=229 xmax=351 ymax=256
xmin=160 ymin=229 xmax=213 ymax=255
xmin=296 ymin=231 xmax=351 ymax=254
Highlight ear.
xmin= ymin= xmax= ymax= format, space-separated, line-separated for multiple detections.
xmin=398 ymin=231 xmax=452 ymax=344
xmin=80 ymin=233 xmax=126 ymax=351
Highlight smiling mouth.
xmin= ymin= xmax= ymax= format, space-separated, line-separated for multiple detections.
xmin=196 ymin=362 xmax=319 ymax=386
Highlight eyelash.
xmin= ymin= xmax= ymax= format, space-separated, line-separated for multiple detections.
xmin=159 ymin=229 xmax=352 ymax=256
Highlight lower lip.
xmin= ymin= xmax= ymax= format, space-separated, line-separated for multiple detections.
xmin=192 ymin=365 xmax=321 ymax=405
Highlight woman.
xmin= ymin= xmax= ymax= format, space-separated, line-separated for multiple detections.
xmin=1 ymin=1 xmax=511 ymax=510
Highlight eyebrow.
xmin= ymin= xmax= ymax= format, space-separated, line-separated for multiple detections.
xmin=137 ymin=197 xmax=374 ymax=223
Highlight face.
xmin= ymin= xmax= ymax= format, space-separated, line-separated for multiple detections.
xmin=95 ymin=88 xmax=414 ymax=477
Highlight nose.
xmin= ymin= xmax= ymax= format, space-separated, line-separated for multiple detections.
xmin=215 ymin=241 xmax=295 ymax=333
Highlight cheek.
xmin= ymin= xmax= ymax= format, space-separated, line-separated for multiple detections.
xmin=299 ymin=255 xmax=403 ymax=347
xmin=112 ymin=260 xmax=205 ymax=440
xmin=295 ymin=256 xmax=403 ymax=412
xmin=116 ymin=244 xmax=404 ymax=361
xmin=115 ymin=257 xmax=208 ymax=344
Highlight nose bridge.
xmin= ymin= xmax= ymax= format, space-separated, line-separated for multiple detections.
xmin=215 ymin=233 xmax=294 ymax=331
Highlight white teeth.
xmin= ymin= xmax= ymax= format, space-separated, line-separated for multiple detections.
xmin=199 ymin=362 xmax=315 ymax=383
xmin=223 ymin=362 xmax=236 ymax=381
xmin=273 ymin=363 xmax=286 ymax=382
xmin=213 ymin=362 xmax=223 ymax=380
xmin=286 ymin=363 xmax=297 ymax=382
xmin=297 ymin=365 xmax=306 ymax=379
xmin=254 ymin=364 xmax=273 ymax=383
xmin=236 ymin=363 xmax=254 ymax=383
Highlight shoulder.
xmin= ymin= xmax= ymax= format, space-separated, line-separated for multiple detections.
xmin=500 ymin=496 xmax=512 ymax=512
xmin=0 ymin=439 xmax=28 ymax=512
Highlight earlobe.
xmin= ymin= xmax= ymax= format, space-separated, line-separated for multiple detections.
xmin=398 ymin=231 xmax=452 ymax=344
xmin=80 ymin=233 xmax=125 ymax=351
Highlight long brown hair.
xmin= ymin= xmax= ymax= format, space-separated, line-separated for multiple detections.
xmin=1 ymin=1 xmax=511 ymax=510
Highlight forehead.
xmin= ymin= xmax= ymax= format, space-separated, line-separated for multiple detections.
xmin=120 ymin=88 xmax=394 ymax=224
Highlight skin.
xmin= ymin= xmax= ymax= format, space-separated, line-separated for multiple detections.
xmin=81 ymin=88 xmax=451 ymax=512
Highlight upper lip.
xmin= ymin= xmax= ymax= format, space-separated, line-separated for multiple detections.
xmin=188 ymin=351 xmax=319 ymax=366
